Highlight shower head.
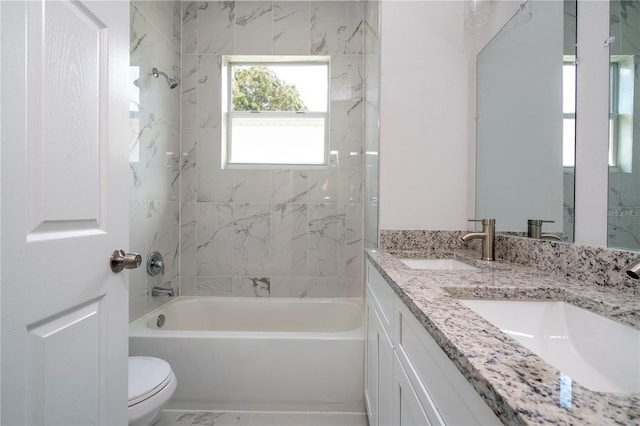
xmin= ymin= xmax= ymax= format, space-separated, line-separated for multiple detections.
xmin=151 ymin=67 xmax=179 ymax=89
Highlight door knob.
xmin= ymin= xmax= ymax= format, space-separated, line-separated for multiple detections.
xmin=110 ymin=250 xmax=142 ymax=273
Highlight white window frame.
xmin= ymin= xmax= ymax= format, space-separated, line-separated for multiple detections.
xmin=562 ymin=59 xmax=577 ymax=168
xmin=609 ymin=61 xmax=620 ymax=169
xmin=562 ymin=57 xmax=634 ymax=171
xmin=222 ymin=56 xmax=331 ymax=169
xmin=609 ymin=55 xmax=634 ymax=173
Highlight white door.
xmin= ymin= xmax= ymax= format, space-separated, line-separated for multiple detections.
xmin=1 ymin=1 xmax=130 ymax=425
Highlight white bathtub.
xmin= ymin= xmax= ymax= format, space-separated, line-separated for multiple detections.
xmin=129 ymin=297 xmax=365 ymax=412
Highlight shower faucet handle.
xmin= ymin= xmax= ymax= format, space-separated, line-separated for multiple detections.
xmin=147 ymin=251 xmax=165 ymax=276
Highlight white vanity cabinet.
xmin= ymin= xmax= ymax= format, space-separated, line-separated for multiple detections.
xmin=365 ymin=260 xmax=501 ymax=426
xmin=393 ymin=298 xmax=501 ymax=425
xmin=365 ymin=261 xmax=394 ymax=426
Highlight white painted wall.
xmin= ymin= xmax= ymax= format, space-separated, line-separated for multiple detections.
xmin=574 ymin=0 xmax=610 ymax=246
xmin=379 ymin=1 xmax=470 ymax=230
xmin=379 ymin=0 xmax=522 ymax=231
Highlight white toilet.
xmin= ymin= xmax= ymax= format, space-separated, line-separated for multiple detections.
xmin=128 ymin=356 xmax=177 ymax=426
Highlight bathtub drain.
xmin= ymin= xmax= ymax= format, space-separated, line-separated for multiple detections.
xmin=157 ymin=314 xmax=166 ymax=328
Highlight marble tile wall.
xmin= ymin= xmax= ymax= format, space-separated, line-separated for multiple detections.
xmin=363 ymin=1 xmax=380 ymax=249
xmin=563 ymin=169 xmax=575 ymax=243
xmin=130 ymin=1 xmax=182 ymax=321
xmin=380 ymin=230 xmax=640 ymax=291
xmin=179 ymin=1 xmax=366 ymax=298
xmin=608 ymin=0 xmax=640 ymax=251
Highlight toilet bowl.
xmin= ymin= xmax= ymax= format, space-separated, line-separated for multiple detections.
xmin=128 ymin=356 xmax=177 ymax=426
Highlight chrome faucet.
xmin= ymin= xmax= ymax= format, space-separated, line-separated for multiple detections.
xmin=462 ymin=219 xmax=495 ymax=261
xmin=625 ymin=259 xmax=640 ymax=280
xmin=152 ymin=286 xmax=175 ymax=297
xmin=527 ymin=219 xmax=564 ymax=241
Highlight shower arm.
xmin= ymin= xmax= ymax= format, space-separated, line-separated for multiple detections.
xmin=150 ymin=67 xmax=179 ymax=89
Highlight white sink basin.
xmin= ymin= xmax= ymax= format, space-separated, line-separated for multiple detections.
xmin=399 ymin=258 xmax=478 ymax=270
xmin=461 ymin=299 xmax=640 ymax=393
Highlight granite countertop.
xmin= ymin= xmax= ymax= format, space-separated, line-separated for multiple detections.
xmin=365 ymin=248 xmax=640 ymax=425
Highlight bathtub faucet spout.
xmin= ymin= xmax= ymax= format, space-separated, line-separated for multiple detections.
xmin=152 ymin=286 xmax=175 ymax=297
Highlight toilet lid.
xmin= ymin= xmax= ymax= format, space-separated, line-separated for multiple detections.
xmin=128 ymin=356 xmax=173 ymax=407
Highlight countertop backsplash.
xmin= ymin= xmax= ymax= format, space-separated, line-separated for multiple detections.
xmin=380 ymin=230 xmax=640 ymax=292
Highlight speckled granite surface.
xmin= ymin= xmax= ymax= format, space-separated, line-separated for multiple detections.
xmin=380 ymin=230 xmax=481 ymax=251
xmin=380 ymin=230 xmax=640 ymax=291
xmin=494 ymin=234 xmax=640 ymax=291
xmin=366 ymin=248 xmax=640 ymax=425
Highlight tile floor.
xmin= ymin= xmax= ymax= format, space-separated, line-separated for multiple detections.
xmin=156 ymin=410 xmax=368 ymax=426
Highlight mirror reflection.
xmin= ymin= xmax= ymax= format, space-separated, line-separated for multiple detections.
xmin=476 ymin=0 xmax=577 ymax=242
xmin=608 ymin=0 xmax=640 ymax=251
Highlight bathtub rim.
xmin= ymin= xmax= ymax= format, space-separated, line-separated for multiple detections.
xmin=129 ymin=296 xmax=365 ymax=340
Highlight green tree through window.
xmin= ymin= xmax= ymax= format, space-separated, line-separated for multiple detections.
xmin=232 ymin=66 xmax=307 ymax=112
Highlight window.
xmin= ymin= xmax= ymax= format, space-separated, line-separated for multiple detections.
xmin=563 ymin=56 xmax=635 ymax=170
xmin=223 ymin=56 xmax=330 ymax=168
xmin=562 ymin=60 xmax=576 ymax=167
xmin=610 ymin=55 xmax=634 ymax=172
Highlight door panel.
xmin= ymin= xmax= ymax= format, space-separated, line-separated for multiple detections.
xmin=1 ymin=1 xmax=130 ymax=425
xmin=28 ymin=299 xmax=102 ymax=425
xmin=26 ymin=0 xmax=108 ymax=239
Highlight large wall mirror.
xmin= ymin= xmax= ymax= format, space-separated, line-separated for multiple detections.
xmin=608 ymin=0 xmax=640 ymax=251
xmin=476 ymin=0 xmax=577 ymax=242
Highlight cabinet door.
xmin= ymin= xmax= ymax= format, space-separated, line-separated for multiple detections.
xmin=366 ymin=261 xmax=394 ymax=334
xmin=365 ymin=299 xmax=379 ymax=425
xmin=365 ymin=291 xmax=394 ymax=426
xmin=394 ymin=354 xmax=439 ymax=426
xmin=378 ymin=314 xmax=394 ymax=426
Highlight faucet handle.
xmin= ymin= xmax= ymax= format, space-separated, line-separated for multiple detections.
xmin=468 ymin=218 xmax=495 ymax=225
xmin=528 ymin=219 xmax=554 ymax=225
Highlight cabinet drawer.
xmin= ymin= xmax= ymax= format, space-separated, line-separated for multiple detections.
xmin=395 ymin=299 xmax=501 ymax=426
xmin=366 ymin=260 xmax=394 ymax=336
